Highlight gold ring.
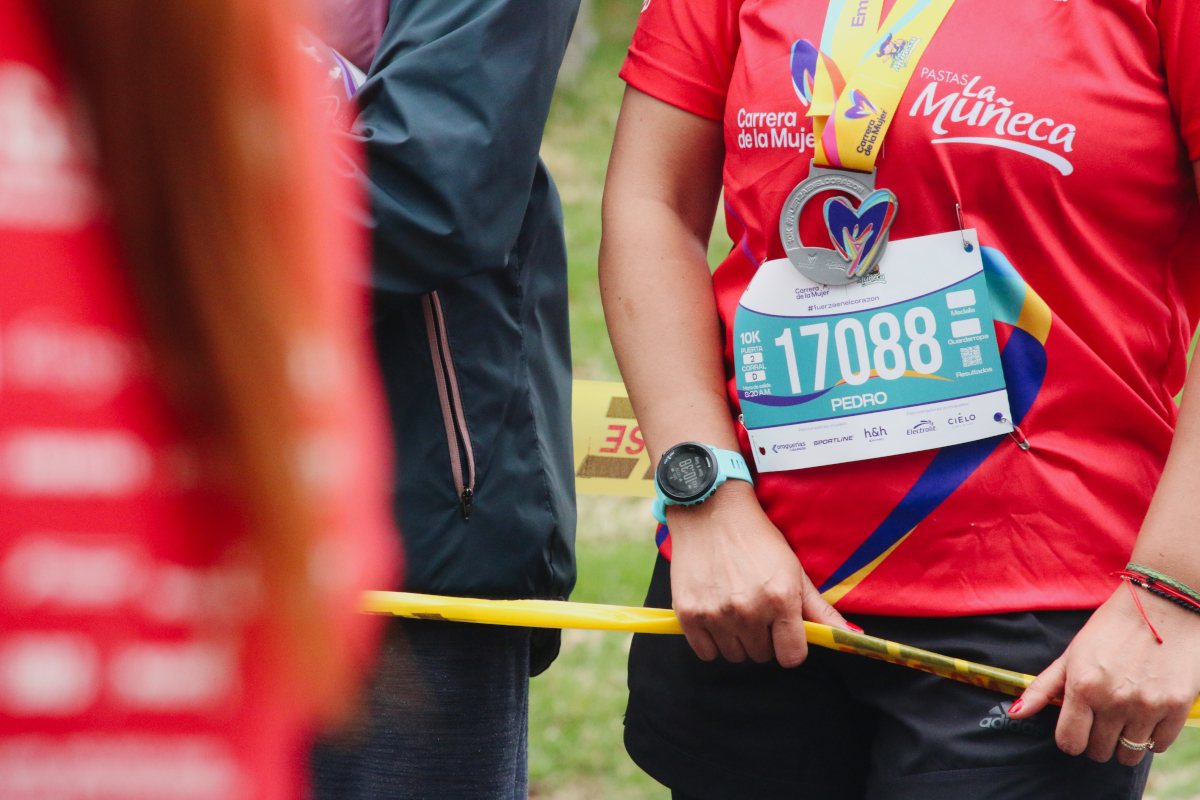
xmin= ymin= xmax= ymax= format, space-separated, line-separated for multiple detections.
xmin=1118 ymin=735 xmax=1154 ymax=752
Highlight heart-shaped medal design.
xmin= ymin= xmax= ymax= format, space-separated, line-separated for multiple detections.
xmin=823 ymin=189 xmax=898 ymax=279
xmin=778 ymin=161 xmax=899 ymax=286
xmin=843 ymin=89 xmax=877 ymax=120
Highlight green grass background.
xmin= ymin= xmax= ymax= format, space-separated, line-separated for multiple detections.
xmin=528 ymin=2 xmax=1200 ymax=796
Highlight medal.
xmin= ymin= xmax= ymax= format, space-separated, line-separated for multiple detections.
xmin=779 ymin=161 xmax=897 ymax=286
xmin=733 ymin=0 xmax=1018 ymax=476
xmin=779 ymin=0 xmax=956 ymax=285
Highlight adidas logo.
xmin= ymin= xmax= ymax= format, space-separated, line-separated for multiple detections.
xmin=978 ymin=702 xmax=1045 ymax=737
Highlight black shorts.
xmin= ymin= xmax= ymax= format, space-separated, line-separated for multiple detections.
xmin=625 ymin=555 xmax=1151 ymax=800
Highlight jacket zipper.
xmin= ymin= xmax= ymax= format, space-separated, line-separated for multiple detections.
xmin=421 ymin=291 xmax=476 ymax=520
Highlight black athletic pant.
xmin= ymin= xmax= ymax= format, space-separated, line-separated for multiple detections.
xmin=626 ymin=554 xmax=1151 ymax=800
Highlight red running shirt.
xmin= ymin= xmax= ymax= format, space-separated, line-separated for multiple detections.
xmin=0 ymin=2 xmax=397 ymax=797
xmin=623 ymin=0 xmax=1200 ymax=615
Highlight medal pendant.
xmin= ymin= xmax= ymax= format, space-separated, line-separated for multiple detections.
xmin=778 ymin=160 xmax=898 ymax=286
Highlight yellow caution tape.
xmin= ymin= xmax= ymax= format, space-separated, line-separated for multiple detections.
xmin=362 ymin=591 xmax=1200 ymax=723
xmin=572 ymin=380 xmax=654 ymax=498
xmin=363 ymin=591 xmax=683 ymax=634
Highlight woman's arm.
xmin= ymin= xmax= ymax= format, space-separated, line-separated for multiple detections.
xmin=599 ymin=87 xmax=852 ymax=667
xmin=1011 ymin=163 xmax=1200 ymax=764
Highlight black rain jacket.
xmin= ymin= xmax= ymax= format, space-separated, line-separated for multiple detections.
xmin=357 ymin=0 xmax=579 ymax=609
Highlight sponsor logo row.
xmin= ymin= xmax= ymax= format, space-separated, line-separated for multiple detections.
xmin=762 ymin=411 xmax=1009 ymax=455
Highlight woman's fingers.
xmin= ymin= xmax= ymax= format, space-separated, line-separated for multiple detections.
xmin=733 ymin=587 xmax=805 ymax=665
xmin=678 ymin=608 xmax=745 ymax=662
xmin=769 ymin=614 xmax=809 ymax=668
xmin=1012 ymin=653 xmax=1173 ymax=763
xmin=1149 ymin=704 xmax=1192 ymax=756
xmin=675 ymin=582 xmax=811 ymax=667
xmin=1113 ymin=717 xmax=1160 ymax=767
xmin=765 ymin=571 xmax=857 ymax=667
xmin=766 ymin=572 xmax=825 ymax=668
xmin=677 ymin=599 xmax=773 ymax=664
xmin=1082 ymin=708 xmax=1125 ymax=762
xmin=798 ymin=573 xmax=850 ymax=629
xmin=712 ymin=631 xmax=749 ymax=664
xmin=665 ymin=495 xmax=863 ymax=670
xmin=734 ymin=618 xmax=776 ymax=664
xmin=1009 ymin=655 xmax=1067 ymax=719
xmin=1054 ymin=693 xmax=1095 ymax=757
xmin=1075 ymin=685 xmax=1194 ymax=763
xmin=680 ymin=624 xmax=720 ymax=662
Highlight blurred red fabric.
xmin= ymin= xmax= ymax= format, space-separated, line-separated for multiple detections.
xmin=0 ymin=1 xmax=397 ymax=798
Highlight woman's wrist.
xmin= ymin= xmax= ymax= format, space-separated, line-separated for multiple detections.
xmin=1127 ymin=538 xmax=1200 ymax=598
xmin=1109 ymin=569 xmax=1200 ymax=646
xmin=665 ymin=478 xmax=765 ymax=532
xmin=1116 ymin=562 xmax=1200 ymax=624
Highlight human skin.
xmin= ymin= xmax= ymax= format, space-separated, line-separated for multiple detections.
xmin=598 ymin=85 xmax=1200 ymax=764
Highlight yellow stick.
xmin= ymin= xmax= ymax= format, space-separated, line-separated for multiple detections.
xmin=362 ymin=591 xmax=1200 ymax=723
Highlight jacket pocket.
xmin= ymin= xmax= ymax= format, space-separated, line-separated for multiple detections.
xmin=421 ymin=291 xmax=476 ymax=520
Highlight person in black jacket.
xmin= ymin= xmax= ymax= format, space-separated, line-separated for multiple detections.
xmin=310 ymin=1 xmax=579 ymax=798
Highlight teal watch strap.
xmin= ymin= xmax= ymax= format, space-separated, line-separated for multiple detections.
xmin=653 ymin=446 xmax=753 ymax=525
xmin=716 ymin=448 xmax=753 ymax=486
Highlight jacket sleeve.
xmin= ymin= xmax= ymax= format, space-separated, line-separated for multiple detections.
xmin=355 ymin=0 xmax=580 ymax=296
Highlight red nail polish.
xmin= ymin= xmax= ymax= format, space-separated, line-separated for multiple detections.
xmin=1009 ymin=698 xmax=1025 ymax=715
xmin=846 ymin=622 xmax=864 ymax=633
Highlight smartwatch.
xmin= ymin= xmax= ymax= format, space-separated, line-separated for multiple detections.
xmin=652 ymin=442 xmax=754 ymax=525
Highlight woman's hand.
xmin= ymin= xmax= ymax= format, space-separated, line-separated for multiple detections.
xmin=667 ymin=480 xmax=855 ymax=667
xmin=1008 ymin=584 xmax=1200 ymax=764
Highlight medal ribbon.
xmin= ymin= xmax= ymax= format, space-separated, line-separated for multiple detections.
xmin=809 ymin=0 xmax=957 ymax=172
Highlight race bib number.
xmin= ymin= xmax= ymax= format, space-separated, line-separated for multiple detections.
xmin=734 ymin=230 xmax=1013 ymax=472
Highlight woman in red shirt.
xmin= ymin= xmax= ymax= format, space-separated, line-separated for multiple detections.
xmin=0 ymin=1 xmax=396 ymax=798
xmin=602 ymin=0 xmax=1200 ymax=797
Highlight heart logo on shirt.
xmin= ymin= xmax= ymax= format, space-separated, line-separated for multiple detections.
xmin=789 ymin=39 xmax=819 ymax=106
xmin=844 ymin=89 xmax=877 ymax=120
xmin=823 ymin=189 xmax=898 ymax=279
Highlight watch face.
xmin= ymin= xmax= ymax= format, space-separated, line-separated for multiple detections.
xmin=657 ymin=443 xmax=717 ymax=503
